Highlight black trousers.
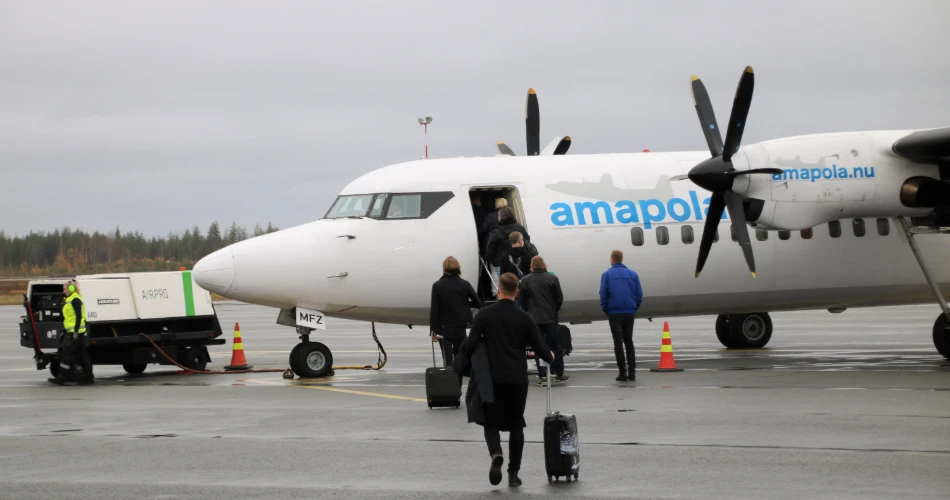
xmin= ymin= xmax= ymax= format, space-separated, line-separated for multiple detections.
xmin=608 ymin=314 xmax=636 ymax=375
xmin=438 ymin=328 xmax=466 ymax=368
xmin=483 ymin=383 xmax=528 ymax=473
xmin=58 ymin=335 xmax=93 ymax=383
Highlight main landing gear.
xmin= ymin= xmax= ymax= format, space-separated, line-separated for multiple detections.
xmin=289 ymin=326 xmax=334 ymax=378
xmin=898 ymin=217 xmax=950 ymax=360
xmin=715 ymin=313 xmax=773 ymax=349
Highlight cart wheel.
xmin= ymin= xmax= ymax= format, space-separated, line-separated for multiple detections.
xmin=566 ymin=475 xmax=572 ymax=483
xmin=574 ymin=472 xmax=579 ymax=480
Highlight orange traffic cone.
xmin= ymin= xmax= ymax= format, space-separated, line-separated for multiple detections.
xmin=224 ymin=322 xmax=253 ymax=371
xmin=650 ymin=321 xmax=684 ymax=372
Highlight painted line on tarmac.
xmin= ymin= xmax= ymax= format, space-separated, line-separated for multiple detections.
xmin=247 ymin=378 xmax=426 ymax=402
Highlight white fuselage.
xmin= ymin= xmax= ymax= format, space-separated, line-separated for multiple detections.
xmin=194 ymin=131 xmax=950 ymax=326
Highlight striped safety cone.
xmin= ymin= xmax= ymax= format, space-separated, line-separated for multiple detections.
xmin=650 ymin=321 xmax=684 ymax=372
xmin=224 ymin=322 xmax=253 ymax=371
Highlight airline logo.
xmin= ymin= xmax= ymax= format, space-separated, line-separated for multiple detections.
xmin=772 ymin=165 xmax=876 ymax=182
xmin=550 ymin=191 xmax=723 ymax=229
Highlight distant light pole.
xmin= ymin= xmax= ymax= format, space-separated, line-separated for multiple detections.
xmin=418 ymin=116 xmax=432 ymax=158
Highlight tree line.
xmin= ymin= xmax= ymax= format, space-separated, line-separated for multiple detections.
xmin=0 ymin=222 xmax=279 ymax=277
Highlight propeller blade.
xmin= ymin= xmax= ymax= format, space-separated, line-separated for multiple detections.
xmin=540 ymin=137 xmax=562 ymax=156
xmin=690 ymin=75 xmax=723 ymax=157
xmin=669 ymin=174 xmax=689 ymax=181
xmin=722 ymin=66 xmax=755 ymax=162
xmin=695 ymin=192 xmax=726 ymax=278
xmin=496 ymin=142 xmax=516 ymax=156
xmin=729 ymin=167 xmax=784 ymax=177
xmin=724 ymin=191 xmax=756 ymax=277
xmin=525 ymin=88 xmax=540 ymax=156
xmin=553 ymin=136 xmax=571 ymax=155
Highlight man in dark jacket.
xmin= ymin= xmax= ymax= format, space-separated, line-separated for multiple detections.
xmin=485 ymin=208 xmax=530 ymax=270
xmin=518 ymin=256 xmax=567 ymax=385
xmin=464 ymin=272 xmax=554 ymax=488
xmin=430 ymin=256 xmax=483 ymax=371
xmin=499 ymin=231 xmax=532 ymax=279
xmin=599 ymin=250 xmax=644 ymax=381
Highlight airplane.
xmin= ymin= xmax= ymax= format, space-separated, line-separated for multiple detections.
xmin=193 ymin=66 xmax=950 ymax=378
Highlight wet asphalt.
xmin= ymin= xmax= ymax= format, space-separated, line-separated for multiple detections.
xmin=0 ymin=302 xmax=948 ymax=499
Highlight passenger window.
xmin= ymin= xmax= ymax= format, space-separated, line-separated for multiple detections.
xmin=829 ymin=221 xmax=841 ymax=238
xmin=386 ymin=194 xmax=422 ymax=219
xmin=778 ymin=230 xmax=790 ymax=240
xmin=730 ymin=224 xmax=738 ymax=242
xmin=656 ymin=226 xmax=669 ymax=245
xmin=369 ymin=194 xmax=389 ymax=218
xmin=853 ymin=218 xmax=866 ymax=237
xmin=877 ymin=218 xmax=890 ymax=236
xmin=801 ymin=228 xmax=813 ymax=240
xmin=756 ymin=229 xmax=768 ymax=241
xmin=631 ymin=227 xmax=644 ymax=247
xmin=681 ymin=225 xmax=694 ymax=244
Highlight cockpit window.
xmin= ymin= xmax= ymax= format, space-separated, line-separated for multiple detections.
xmin=325 ymin=195 xmax=374 ymax=218
xmin=387 ymin=194 xmax=422 ymax=219
xmin=325 ymin=191 xmax=455 ymax=220
xmin=369 ymin=194 xmax=389 ymax=218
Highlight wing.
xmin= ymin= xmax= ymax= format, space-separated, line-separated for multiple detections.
xmin=892 ymin=127 xmax=950 ymax=164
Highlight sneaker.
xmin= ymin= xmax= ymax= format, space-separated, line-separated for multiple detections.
xmin=628 ymin=371 xmax=636 ymax=381
xmin=47 ymin=377 xmax=65 ymax=386
xmin=508 ymin=472 xmax=522 ymax=487
xmin=537 ymin=378 xmax=547 ymax=387
xmin=616 ymin=374 xmax=628 ymax=382
xmin=489 ymin=455 xmax=504 ymax=485
xmin=555 ymin=374 xmax=570 ymax=383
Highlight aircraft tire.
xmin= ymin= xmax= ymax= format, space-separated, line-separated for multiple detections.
xmin=715 ymin=315 xmax=737 ymax=348
xmin=122 ymin=363 xmax=147 ymax=375
xmin=934 ymin=314 xmax=950 ymax=359
xmin=290 ymin=342 xmax=333 ymax=378
xmin=728 ymin=313 xmax=772 ymax=348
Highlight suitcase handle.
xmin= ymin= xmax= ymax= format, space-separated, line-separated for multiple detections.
xmin=541 ymin=359 xmax=552 ymax=415
xmin=431 ymin=335 xmax=446 ymax=368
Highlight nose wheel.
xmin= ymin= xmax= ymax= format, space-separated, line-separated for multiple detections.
xmin=289 ymin=341 xmax=334 ymax=378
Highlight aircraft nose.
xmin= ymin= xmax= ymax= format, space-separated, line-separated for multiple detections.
xmin=193 ymin=248 xmax=234 ymax=295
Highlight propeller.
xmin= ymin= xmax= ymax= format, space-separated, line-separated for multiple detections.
xmin=496 ymin=88 xmax=571 ymax=156
xmin=682 ymin=67 xmax=782 ymax=278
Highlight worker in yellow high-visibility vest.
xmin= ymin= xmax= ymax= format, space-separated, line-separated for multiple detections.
xmin=49 ymin=280 xmax=94 ymax=385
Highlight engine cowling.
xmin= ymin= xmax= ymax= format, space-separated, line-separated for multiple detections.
xmin=729 ymin=131 xmax=938 ymax=230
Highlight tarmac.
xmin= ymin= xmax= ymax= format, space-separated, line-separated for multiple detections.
xmin=0 ymin=302 xmax=948 ymax=499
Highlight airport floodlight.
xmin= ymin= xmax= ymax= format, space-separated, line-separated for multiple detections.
xmin=418 ymin=116 xmax=433 ymax=158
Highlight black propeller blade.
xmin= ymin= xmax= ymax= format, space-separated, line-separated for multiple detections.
xmin=687 ymin=66 xmax=775 ymax=278
xmin=496 ymin=88 xmax=570 ymax=156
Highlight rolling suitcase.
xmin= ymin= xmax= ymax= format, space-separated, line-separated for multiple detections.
xmin=425 ymin=337 xmax=461 ymax=409
xmin=543 ymin=362 xmax=579 ymax=483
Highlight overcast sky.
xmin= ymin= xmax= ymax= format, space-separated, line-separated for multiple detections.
xmin=1 ymin=0 xmax=948 ymax=237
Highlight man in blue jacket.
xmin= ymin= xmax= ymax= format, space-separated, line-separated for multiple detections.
xmin=599 ymin=250 xmax=644 ymax=381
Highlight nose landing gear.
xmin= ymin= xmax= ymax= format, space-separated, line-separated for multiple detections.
xmin=715 ymin=313 xmax=773 ymax=348
xmin=289 ymin=327 xmax=334 ymax=378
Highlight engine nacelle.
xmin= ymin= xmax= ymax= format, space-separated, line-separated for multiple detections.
xmin=729 ymin=131 xmax=938 ymax=230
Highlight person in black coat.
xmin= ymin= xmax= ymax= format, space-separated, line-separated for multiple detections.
xmin=464 ymin=272 xmax=554 ymax=488
xmin=518 ymin=256 xmax=567 ymax=385
xmin=485 ymin=208 xmax=530 ymax=295
xmin=499 ymin=231 xmax=532 ymax=279
xmin=430 ymin=256 xmax=483 ymax=370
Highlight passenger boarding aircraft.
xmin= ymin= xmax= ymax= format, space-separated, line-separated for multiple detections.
xmin=193 ymin=67 xmax=950 ymax=378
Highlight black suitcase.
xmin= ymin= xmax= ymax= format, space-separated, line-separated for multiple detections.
xmin=425 ymin=338 xmax=461 ymax=409
xmin=558 ymin=324 xmax=573 ymax=356
xmin=543 ymin=363 xmax=579 ymax=482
